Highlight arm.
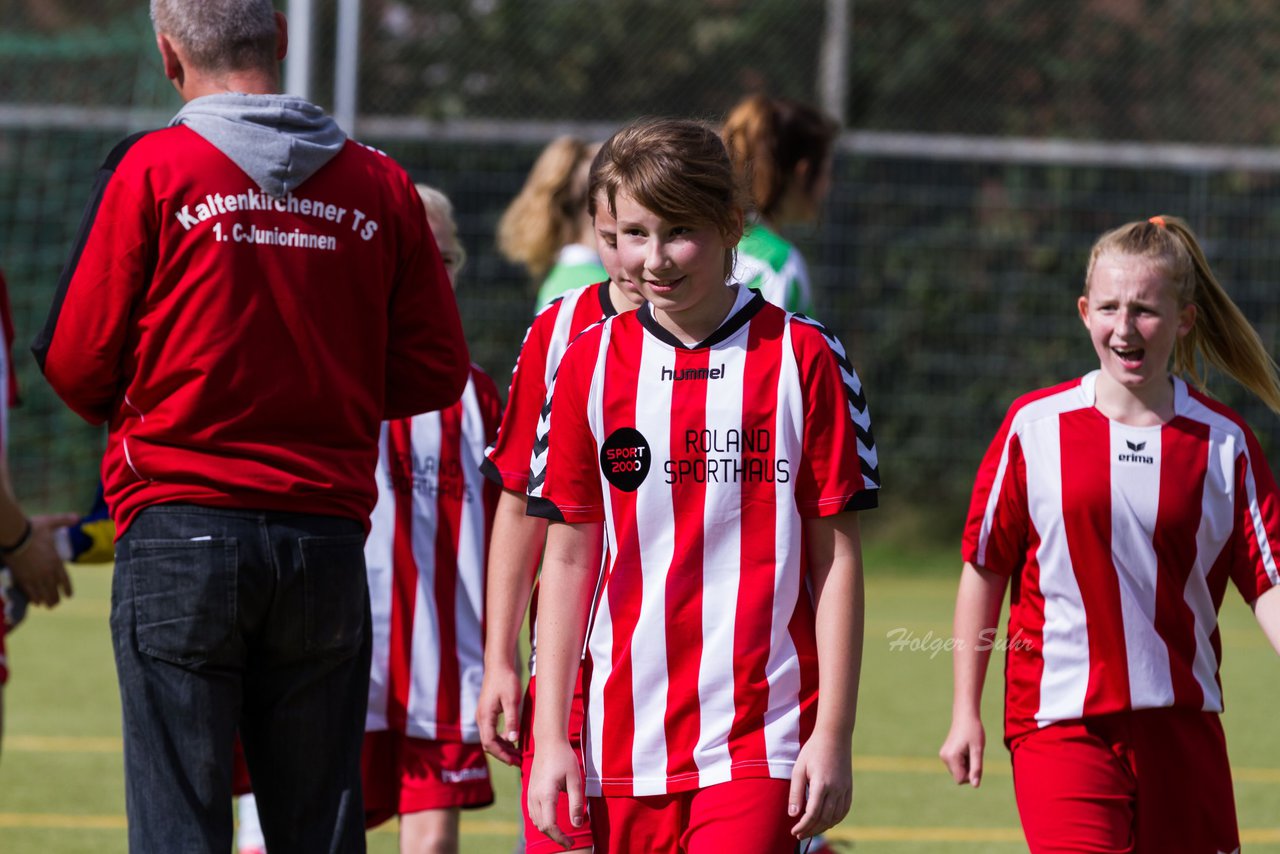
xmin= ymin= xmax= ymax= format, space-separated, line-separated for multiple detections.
xmin=383 ymin=177 xmax=469 ymax=419
xmin=788 ymin=510 xmax=864 ymax=839
xmin=477 ymin=488 xmax=547 ymax=765
xmin=36 ymin=136 xmax=153 ymax=423
xmin=938 ymin=561 xmax=1008 ymax=787
xmin=1252 ymin=585 xmax=1280 ymax=657
xmin=527 ymin=518 xmax=602 ymax=848
xmin=0 ymin=452 xmax=76 ymax=607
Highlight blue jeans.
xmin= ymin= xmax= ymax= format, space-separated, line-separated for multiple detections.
xmin=110 ymin=504 xmax=371 ymax=853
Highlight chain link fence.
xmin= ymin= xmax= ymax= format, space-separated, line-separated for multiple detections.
xmin=4 ymin=0 xmax=1280 ymax=537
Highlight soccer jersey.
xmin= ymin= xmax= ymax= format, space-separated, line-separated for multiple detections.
xmin=365 ymin=366 xmax=503 ymax=742
xmin=963 ymin=371 xmax=1280 ymax=743
xmin=528 ymin=286 xmax=879 ymax=797
xmin=732 ymin=221 xmax=814 ymax=315
xmin=535 ymin=244 xmax=609 ymax=310
xmin=483 ymin=279 xmax=614 ymax=673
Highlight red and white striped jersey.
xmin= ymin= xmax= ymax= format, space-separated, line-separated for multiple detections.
xmin=964 ymin=371 xmax=1280 ymax=744
xmin=365 ymin=366 xmax=502 ymax=742
xmin=528 ymin=287 xmax=879 ymax=796
xmin=481 ymin=279 xmax=614 ymax=674
xmin=483 ymin=280 xmax=614 ymax=492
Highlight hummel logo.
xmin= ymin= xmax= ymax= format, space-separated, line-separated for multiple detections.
xmin=661 ymin=364 xmax=725 ymax=381
xmin=1126 ymin=440 xmax=1146 ymax=452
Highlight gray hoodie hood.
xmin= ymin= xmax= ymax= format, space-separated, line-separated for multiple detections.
xmin=172 ymin=94 xmax=347 ymax=198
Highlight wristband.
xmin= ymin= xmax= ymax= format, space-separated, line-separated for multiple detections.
xmin=0 ymin=519 xmax=33 ymax=559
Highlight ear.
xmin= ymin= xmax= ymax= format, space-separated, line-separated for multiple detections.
xmin=1077 ymin=293 xmax=1091 ymax=329
xmin=1176 ymin=302 xmax=1197 ymax=338
xmin=793 ymin=158 xmax=812 ymax=186
xmin=725 ymin=206 xmax=745 ymax=249
xmin=274 ymin=11 xmax=289 ymax=61
xmin=156 ymin=33 xmax=183 ymax=83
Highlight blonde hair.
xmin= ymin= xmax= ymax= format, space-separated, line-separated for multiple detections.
xmin=721 ymin=94 xmax=838 ymax=221
xmin=1085 ymin=216 xmax=1280 ymax=413
xmin=497 ymin=136 xmax=598 ymax=279
xmin=416 ymin=183 xmax=466 ymax=278
xmin=593 ymin=118 xmax=746 ymax=278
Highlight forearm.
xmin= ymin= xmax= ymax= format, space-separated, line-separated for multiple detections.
xmin=806 ymin=512 xmax=864 ymax=739
xmin=0 ymin=457 xmax=28 ymax=546
xmin=483 ymin=488 xmax=547 ymax=671
xmin=951 ymin=561 xmax=1007 ymax=719
xmin=531 ymin=520 xmax=601 ymax=744
xmin=1253 ymin=585 xmax=1280 ymax=657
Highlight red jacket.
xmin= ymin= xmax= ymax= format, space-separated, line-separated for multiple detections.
xmin=35 ymin=126 xmax=469 ymax=534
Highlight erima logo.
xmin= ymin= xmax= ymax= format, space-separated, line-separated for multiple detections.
xmin=1118 ymin=439 xmax=1154 ymax=465
xmin=441 ymin=767 xmax=489 ymax=784
xmin=661 ymin=364 xmax=725 ymax=381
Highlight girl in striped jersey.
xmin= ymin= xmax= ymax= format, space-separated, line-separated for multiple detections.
xmin=527 ymin=119 xmax=878 ymax=852
xmin=722 ymin=95 xmax=839 ymax=316
xmin=941 ymin=216 xmax=1280 ymax=854
xmin=361 ymin=184 xmax=502 ymax=853
xmin=478 ymin=158 xmax=645 ymax=854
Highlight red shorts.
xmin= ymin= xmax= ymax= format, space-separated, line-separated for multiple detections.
xmin=1011 ymin=708 xmax=1238 ymax=854
xmin=589 ymin=778 xmax=796 ymax=854
xmin=521 ymin=670 xmax=593 ymax=853
xmin=362 ymin=730 xmax=494 ymax=827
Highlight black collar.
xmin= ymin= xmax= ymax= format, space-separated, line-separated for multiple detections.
xmin=638 ymin=289 xmax=766 ymax=350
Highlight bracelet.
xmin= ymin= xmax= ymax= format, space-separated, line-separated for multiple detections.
xmin=0 ymin=519 xmax=33 ymax=558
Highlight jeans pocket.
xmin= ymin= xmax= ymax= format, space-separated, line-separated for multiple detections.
xmin=299 ymin=534 xmax=367 ymax=656
xmin=129 ymin=538 xmax=237 ymax=667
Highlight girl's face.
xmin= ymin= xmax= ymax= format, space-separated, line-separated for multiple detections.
xmin=426 ymin=210 xmax=464 ymax=290
xmin=593 ymin=196 xmax=643 ymax=306
xmin=614 ymin=191 xmax=735 ymax=316
xmin=1079 ymin=252 xmax=1196 ymax=398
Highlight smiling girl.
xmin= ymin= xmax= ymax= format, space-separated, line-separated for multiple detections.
xmin=940 ymin=216 xmax=1280 ymax=854
xmin=524 ymin=118 xmax=878 ymax=853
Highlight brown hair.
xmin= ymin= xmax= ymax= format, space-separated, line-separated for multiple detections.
xmin=591 ymin=118 xmax=746 ymax=277
xmin=721 ymin=94 xmax=838 ymax=221
xmin=1085 ymin=216 xmax=1280 ymax=413
xmin=497 ymin=136 xmax=598 ymax=279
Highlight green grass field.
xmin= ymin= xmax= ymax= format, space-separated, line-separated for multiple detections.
xmin=1 ymin=544 xmax=1277 ymax=852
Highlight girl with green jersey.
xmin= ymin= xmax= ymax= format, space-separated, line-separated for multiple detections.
xmin=497 ymin=135 xmax=608 ymax=310
xmin=722 ymin=95 xmax=839 ymax=316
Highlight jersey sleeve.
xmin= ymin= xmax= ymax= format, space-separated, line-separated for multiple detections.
xmin=470 ymin=365 xmax=505 ymax=526
xmin=525 ymin=326 xmax=606 ymax=524
xmin=1230 ymin=425 xmax=1280 ymax=602
xmin=482 ymin=306 xmax=557 ymax=491
xmin=961 ymin=402 xmax=1030 ymax=576
xmin=791 ymin=319 xmax=879 ymax=516
xmin=35 ymin=134 xmax=156 ymax=424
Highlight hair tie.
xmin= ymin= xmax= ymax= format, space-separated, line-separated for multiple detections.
xmin=1149 ymin=215 xmax=1167 ymax=228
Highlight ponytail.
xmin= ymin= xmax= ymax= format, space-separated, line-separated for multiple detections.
xmin=721 ymin=94 xmax=838 ymax=221
xmin=1086 ymin=216 xmax=1280 ymax=414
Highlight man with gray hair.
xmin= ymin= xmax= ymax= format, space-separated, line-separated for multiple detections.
xmin=34 ymin=2 xmax=470 ymax=851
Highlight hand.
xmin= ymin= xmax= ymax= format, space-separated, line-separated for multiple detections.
xmin=477 ymin=662 xmax=524 ymax=765
xmin=939 ymin=714 xmax=986 ymax=787
xmin=788 ymin=729 xmax=853 ymax=839
xmin=528 ymin=738 xmax=585 ymax=849
xmin=7 ymin=514 xmax=79 ymax=607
